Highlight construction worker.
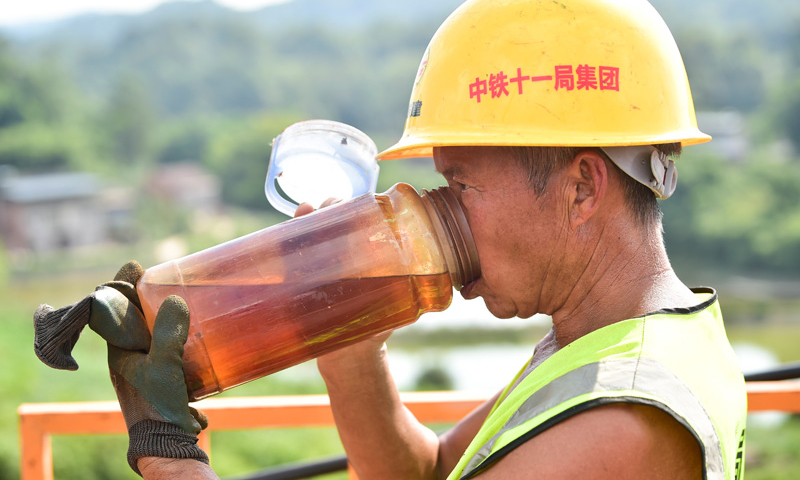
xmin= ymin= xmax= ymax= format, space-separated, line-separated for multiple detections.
xmin=34 ymin=0 xmax=747 ymax=478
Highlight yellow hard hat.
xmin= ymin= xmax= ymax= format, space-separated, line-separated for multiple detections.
xmin=378 ymin=0 xmax=710 ymax=161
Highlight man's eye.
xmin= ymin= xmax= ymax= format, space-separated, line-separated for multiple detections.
xmin=458 ymin=182 xmax=471 ymax=191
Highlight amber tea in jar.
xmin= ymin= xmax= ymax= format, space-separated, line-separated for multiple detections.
xmin=136 ymin=183 xmax=480 ymax=400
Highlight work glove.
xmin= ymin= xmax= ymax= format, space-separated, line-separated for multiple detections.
xmin=33 ymin=261 xmax=150 ymax=370
xmin=33 ymin=261 xmax=209 ymax=475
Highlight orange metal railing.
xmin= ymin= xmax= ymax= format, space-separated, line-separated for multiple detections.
xmin=18 ymin=383 xmax=800 ymax=480
xmin=18 ymin=391 xmax=486 ymax=480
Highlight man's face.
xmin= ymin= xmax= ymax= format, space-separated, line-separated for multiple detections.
xmin=434 ymin=146 xmax=569 ymax=319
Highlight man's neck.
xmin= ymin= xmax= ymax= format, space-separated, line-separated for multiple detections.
xmin=548 ymin=228 xmax=697 ymax=348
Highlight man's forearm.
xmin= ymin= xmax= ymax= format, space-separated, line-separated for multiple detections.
xmin=318 ymin=343 xmax=440 ymax=480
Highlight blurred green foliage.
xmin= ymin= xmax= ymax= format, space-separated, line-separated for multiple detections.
xmin=745 ymin=417 xmax=800 ymax=480
xmin=414 ymin=366 xmax=455 ymax=391
xmin=662 ymin=151 xmax=800 ymax=275
xmin=205 ymin=112 xmax=303 ymax=209
xmin=0 ymin=0 xmax=798 ymax=277
xmin=1 ymin=0 xmax=800 ymax=478
xmin=679 ymin=30 xmax=766 ymax=113
xmin=0 ymin=240 xmax=8 ymax=288
xmin=773 ymin=78 xmax=800 ymax=152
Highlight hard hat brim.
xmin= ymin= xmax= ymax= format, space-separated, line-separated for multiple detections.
xmin=377 ymin=128 xmax=712 ymax=160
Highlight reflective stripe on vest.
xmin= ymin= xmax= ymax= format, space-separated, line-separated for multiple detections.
xmin=461 ymin=356 xmax=723 ymax=479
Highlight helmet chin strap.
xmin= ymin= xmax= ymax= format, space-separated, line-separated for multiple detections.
xmin=599 ymin=146 xmax=678 ymax=200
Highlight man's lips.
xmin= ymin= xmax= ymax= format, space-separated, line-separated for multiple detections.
xmin=460 ymin=279 xmax=479 ymax=299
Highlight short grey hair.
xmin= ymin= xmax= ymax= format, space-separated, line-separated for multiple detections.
xmin=510 ymin=144 xmax=682 ymax=232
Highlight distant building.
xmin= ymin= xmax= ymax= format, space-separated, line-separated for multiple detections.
xmin=146 ymin=162 xmax=222 ymax=215
xmin=0 ymin=170 xmax=110 ymax=252
xmin=0 ymin=163 xmax=222 ymax=254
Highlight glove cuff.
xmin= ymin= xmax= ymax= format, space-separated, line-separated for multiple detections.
xmin=127 ymin=419 xmax=209 ymax=476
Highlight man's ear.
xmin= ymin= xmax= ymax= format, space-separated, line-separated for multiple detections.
xmin=565 ymin=150 xmax=608 ymax=229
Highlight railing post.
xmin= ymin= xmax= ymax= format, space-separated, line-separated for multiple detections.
xmin=18 ymin=406 xmax=53 ymax=480
xmin=198 ymin=430 xmax=212 ymax=461
xmin=347 ymin=464 xmax=359 ymax=479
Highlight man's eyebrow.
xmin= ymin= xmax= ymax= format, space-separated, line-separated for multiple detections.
xmin=439 ymin=165 xmax=464 ymax=178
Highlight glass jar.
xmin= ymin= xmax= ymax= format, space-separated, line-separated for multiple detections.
xmin=137 ymin=183 xmax=480 ymax=400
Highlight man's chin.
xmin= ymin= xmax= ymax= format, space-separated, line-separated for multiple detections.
xmin=484 ymin=301 xmax=518 ymax=319
xmin=459 ymin=289 xmax=527 ymax=319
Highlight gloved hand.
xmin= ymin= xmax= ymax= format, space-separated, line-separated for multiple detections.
xmin=34 ymin=261 xmax=209 ymax=476
xmin=109 ymin=294 xmax=209 ymax=474
xmin=33 ymin=261 xmax=152 ymax=371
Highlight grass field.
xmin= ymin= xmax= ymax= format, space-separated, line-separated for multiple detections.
xmin=3 ymin=270 xmax=800 ymax=479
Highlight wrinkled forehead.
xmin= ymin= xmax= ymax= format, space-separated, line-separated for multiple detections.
xmin=433 ymin=146 xmax=511 ymax=176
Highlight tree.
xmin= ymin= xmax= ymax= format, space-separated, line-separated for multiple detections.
xmin=774 ymin=79 xmax=800 ymax=153
xmin=156 ymin=119 xmax=214 ymax=164
xmin=205 ymin=113 xmax=302 ymax=210
xmin=103 ymin=74 xmax=156 ymax=168
xmin=0 ymin=38 xmax=94 ymax=171
xmin=679 ymin=30 xmax=766 ymax=113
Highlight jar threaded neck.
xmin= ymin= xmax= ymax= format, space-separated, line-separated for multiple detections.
xmin=421 ymin=187 xmax=481 ymax=289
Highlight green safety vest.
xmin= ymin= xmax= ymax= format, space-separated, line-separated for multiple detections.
xmin=448 ymin=288 xmax=747 ymax=480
